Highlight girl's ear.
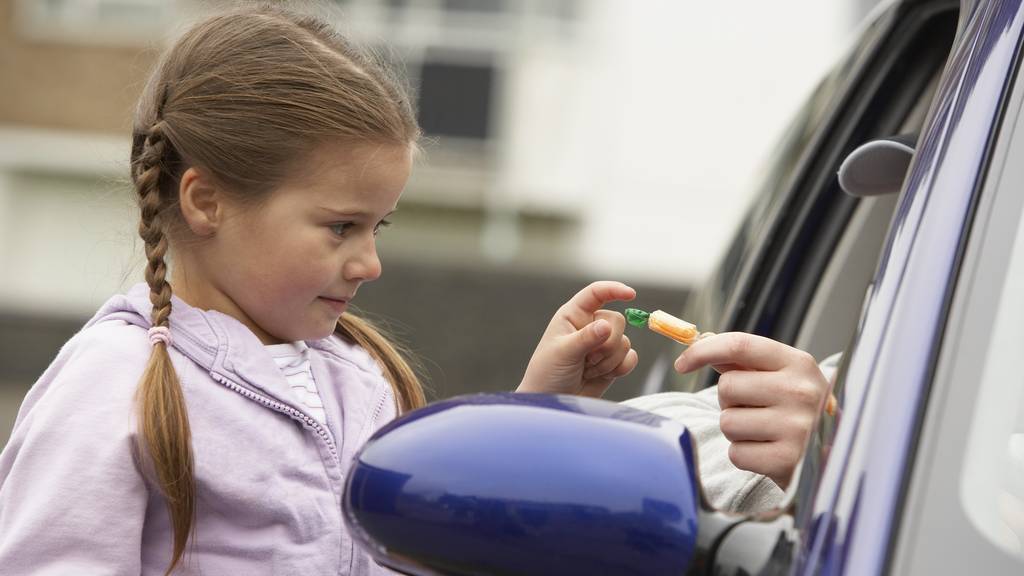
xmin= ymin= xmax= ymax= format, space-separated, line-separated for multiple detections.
xmin=178 ymin=167 xmax=223 ymax=237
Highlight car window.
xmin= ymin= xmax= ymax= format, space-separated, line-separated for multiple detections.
xmin=673 ymin=72 xmax=846 ymax=393
xmin=769 ymin=8 xmax=957 ymax=348
xmin=716 ymin=71 xmax=843 ymax=297
xmin=675 ymin=4 xmax=957 ymax=393
xmin=786 ymin=4 xmax=959 ymax=534
xmin=792 ymin=55 xmax=945 ymax=357
xmin=680 ymin=15 xmax=888 ymax=350
xmin=678 ymin=72 xmax=843 ymax=386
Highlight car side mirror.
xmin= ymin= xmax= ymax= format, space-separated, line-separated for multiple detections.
xmin=343 ymin=393 xmax=708 ymax=576
xmin=837 ymin=133 xmax=917 ymax=197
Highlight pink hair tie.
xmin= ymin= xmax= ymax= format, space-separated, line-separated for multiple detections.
xmin=148 ymin=326 xmax=172 ymax=347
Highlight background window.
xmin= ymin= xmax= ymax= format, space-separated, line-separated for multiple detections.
xmin=417 ymin=59 xmax=496 ymax=140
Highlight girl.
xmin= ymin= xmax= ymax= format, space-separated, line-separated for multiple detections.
xmin=0 ymin=5 xmax=638 ymax=575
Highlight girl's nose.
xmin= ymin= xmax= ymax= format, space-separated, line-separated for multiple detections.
xmin=344 ymin=235 xmax=382 ymax=282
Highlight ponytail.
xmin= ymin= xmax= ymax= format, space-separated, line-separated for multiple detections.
xmin=132 ymin=120 xmax=196 ymax=576
xmin=336 ymin=313 xmax=426 ymax=413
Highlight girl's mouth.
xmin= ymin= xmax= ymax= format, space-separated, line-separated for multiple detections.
xmin=318 ymin=296 xmax=349 ymax=314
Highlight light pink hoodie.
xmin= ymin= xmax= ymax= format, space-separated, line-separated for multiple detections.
xmin=0 ymin=283 xmax=400 ymax=575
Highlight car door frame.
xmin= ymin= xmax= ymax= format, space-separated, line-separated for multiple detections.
xmin=889 ymin=16 xmax=1024 ymax=571
xmin=798 ymin=1 xmax=1024 ymax=573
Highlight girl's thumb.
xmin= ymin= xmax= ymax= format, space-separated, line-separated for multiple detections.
xmin=572 ymin=319 xmax=611 ymax=357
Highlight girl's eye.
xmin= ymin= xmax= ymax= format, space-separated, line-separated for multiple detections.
xmin=329 ymin=222 xmax=355 ymax=237
xmin=373 ymin=220 xmax=392 ymax=236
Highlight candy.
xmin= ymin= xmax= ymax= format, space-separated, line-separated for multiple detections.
xmin=625 ymin=308 xmax=701 ymax=345
xmin=624 ymin=307 xmax=838 ymax=416
xmin=648 ymin=310 xmax=700 ymax=345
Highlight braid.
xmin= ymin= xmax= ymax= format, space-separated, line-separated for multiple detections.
xmin=136 ymin=122 xmax=174 ymax=327
xmin=133 ymin=120 xmax=196 ymax=576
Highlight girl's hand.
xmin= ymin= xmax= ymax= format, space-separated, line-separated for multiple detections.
xmin=517 ymin=281 xmax=639 ymax=398
xmin=674 ymin=332 xmax=830 ymax=489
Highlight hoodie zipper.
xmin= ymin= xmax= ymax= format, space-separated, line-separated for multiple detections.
xmin=210 ymin=372 xmax=339 ymax=461
xmin=211 ymin=372 xmax=352 ymax=575
xmin=368 ymin=387 xmax=390 ymax=437
xmin=346 ymin=384 xmax=393 ymax=576
xmin=212 ymin=370 xmax=392 ymax=576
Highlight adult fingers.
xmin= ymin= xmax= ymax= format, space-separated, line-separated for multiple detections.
xmin=560 ymin=281 xmax=636 ymax=326
xmin=674 ymin=332 xmax=802 ymax=374
xmin=719 ymin=407 xmax=812 ymax=444
xmin=728 ymin=440 xmax=802 ymax=486
xmin=716 ymin=370 xmax=777 ymax=409
xmin=718 ymin=368 xmax=829 ymax=415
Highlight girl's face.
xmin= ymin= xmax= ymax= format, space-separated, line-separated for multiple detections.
xmin=176 ymin=142 xmax=412 ymax=344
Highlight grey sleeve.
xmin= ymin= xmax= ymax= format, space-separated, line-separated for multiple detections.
xmin=621 ymin=387 xmax=785 ymax=514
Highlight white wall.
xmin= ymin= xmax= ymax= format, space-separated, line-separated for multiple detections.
xmin=0 ymin=129 xmax=143 ymax=317
xmin=0 ymin=1 xmax=864 ymax=316
xmin=500 ymin=0 xmax=853 ymax=285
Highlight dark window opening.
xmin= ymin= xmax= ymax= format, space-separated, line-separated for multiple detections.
xmin=417 ymin=59 xmax=495 ymax=140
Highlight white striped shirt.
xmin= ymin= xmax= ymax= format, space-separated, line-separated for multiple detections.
xmin=265 ymin=341 xmax=327 ymax=424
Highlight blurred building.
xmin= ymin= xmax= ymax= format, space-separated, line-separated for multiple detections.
xmin=0 ymin=0 xmax=863 ymax=445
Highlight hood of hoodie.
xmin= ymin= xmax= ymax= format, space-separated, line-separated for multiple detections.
xmin=85 ymin=283 xmax=381 ymax=403
xmin=2 ymin=284 xmax=398 ymax=576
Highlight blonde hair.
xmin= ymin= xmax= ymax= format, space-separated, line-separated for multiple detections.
xmin=128 ymin=4 xmax=425 ymax=573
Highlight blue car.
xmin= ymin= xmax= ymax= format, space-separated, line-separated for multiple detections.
xmin=343 ymin=0 xmax=1024 ymax=573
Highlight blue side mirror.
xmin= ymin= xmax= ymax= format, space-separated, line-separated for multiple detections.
xmin=343 ymin=393 xmax=703 ymax=576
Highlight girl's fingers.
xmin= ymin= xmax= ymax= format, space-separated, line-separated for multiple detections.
xmin=580 ymin=349 xmax=638 ymax=397
xmin=610 ymin=347 xmax=639 ymax=377
xmin=674 ymin=332 xmax=805 ymax=374
xmin=585 ymin=310 xmax=627 ymax=364
xmin=583 ymin=335 xmax=631 ymax=380
xmin=560 ymin=281 xmax=636 ymax=328
xmin=565 ymin=319 xmax=612 ymax=359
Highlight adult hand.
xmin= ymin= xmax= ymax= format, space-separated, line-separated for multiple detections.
xmin=674 ymin=332 xmax=830 ymax=489
xmin=517 ymin=281 xmax=639 ymax=398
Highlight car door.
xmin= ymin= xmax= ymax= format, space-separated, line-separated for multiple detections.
xmin=690 ymin=2 xmax=1024 ymax=573
xmin=666 ymin=0 xmax=1018 ymax=573
xmin=798 ymin=1 xmax=1024 ymax=573
xmin=886 ymin=2 xmax=1024 ymax=572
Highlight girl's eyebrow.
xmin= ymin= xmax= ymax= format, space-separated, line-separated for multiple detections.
xmin=317 ymin=206 xmax=397 ymax=219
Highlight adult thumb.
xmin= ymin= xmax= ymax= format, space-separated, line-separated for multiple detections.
xmin=569 ymin=319 xmax=611 ymax=358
